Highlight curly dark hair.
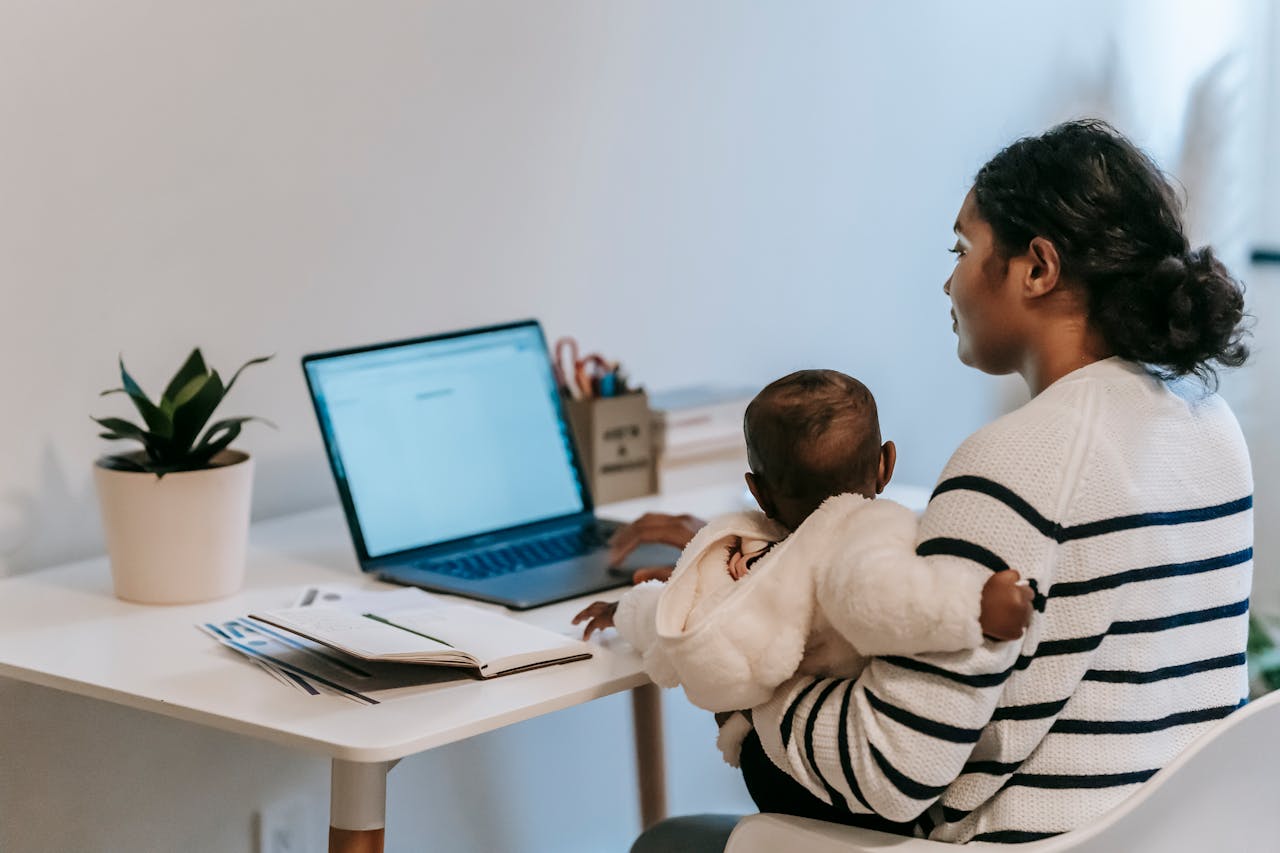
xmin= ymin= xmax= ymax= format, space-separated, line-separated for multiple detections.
xmin=972 ymin=119 xmax=1249 ymax=385
xmin=744 ymin=369 xmax=881 ymax=505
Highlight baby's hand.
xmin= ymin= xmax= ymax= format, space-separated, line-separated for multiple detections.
xmin=572 ymin=600 xmax=619 ymax=641
xmin=980 ymin=570 xmax=1035 ymax=641
xmin=727 ymin=539 xmax=772 ymax=580
xmin=727 ymin=540 xmax=752 ymax=580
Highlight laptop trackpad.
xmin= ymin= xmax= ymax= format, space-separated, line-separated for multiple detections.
xmin=613 ymin=542 xmax=684 ymax=572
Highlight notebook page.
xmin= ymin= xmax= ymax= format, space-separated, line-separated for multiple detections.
xmin=369 ymin=604 xmax=586 ymax=672
xmin=252 ymin=606 xmax=461 ymax=661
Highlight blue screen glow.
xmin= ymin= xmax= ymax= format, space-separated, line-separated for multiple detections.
xmin=306 ymin=326 xmax=585 ymax=558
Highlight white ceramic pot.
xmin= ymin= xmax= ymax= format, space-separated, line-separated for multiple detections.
xmin=93 ymin=450 xmax=254 ymax=604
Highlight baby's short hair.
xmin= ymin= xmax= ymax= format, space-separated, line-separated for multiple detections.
xmin=744 ymin=369 xmax=882 ymax=504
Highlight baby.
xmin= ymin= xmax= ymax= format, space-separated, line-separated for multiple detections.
xmin=573 ymin=369 xmax=1031 ymax=764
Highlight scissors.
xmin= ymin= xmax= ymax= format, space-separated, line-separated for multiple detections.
xmin=576 ymin=354 xmax=613 ymax=400
xmin=553 ymin=336 xmax=613 ymax=400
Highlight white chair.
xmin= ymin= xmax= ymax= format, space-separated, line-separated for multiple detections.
xmin=725 ymin=689 xmax=1280 ymax=852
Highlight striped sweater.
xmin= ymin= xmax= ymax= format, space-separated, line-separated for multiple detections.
xmin=752 ymin=357 xmax=1253 ymax=843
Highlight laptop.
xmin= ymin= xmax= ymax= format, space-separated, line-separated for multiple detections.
xmin=302 ymin=319 xmax=680 ymax=610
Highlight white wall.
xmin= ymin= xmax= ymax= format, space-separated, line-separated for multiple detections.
xmin=1246 ymin=2 xmax=1280 ymax=629
xmin=0 ymin=2 xmax=1268 ymax=851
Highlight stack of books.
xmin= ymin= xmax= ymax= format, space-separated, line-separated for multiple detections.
xmin=649 ymin=385 xmax=755 ymax=465
xmin=199 ymin=586 xmax=592 ymax=705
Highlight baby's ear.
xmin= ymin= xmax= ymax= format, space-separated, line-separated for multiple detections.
xmin=745 ymin=472 xmax=777 ymax=519
xmin=875 ymin=441 xmax=897 ymax=494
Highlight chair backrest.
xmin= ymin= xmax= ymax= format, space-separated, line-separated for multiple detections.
xmin=726 ymin=690 xmax=1280 ymax=853
xmin=1040 ymin=688 xmax=1280 ymax=852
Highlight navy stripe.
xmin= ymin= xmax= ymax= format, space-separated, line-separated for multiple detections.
xmin=1084 ymin=652 xmax=1246 ymax=684
xmin=864 ymin=687 xmax=983 ymax=743
xmin=1063 ymin=495 xmax=1253 ymax=541
xmin=881 ymin=655 xmax=1015 ymax=688
xmin=990 ymin=696 xmax=1071 ymax=722
xmin=931 ymin=476 xmax=1057 ymax=537
xmin=803 ymin=680 xmax=849 ymax=809
xmin=780 ymin=679 xmax=824 ymax=749
xmin=915 ymin=537 xmax=1010 ymax=572
xmin=1051 ymin=700 xmax=1245 ymax=735
xmin=865 ymin=686 xmax=983 ymax=737
xmin=1111 ymin=598 xmax=1249 ymax=635
xmin=836 ymin=681 xmax=873 ymax=812
xmin=885 ymin=601 xmax=1245 ymax=700
xmin=868 ymin=742 xmax=949 ymax=801
xmin=1050 ymin=548 xmax=1252 ymax=599
xmin=942 ymin=805 xmax=971 ymax=823
xmin=1023 ymin=598 xmax=1249 ymax=666
xmin=962 ymin=759 xmax=1023 ymax=776
xmin=1029 ymin=634 xmax=1105 ymax=659
xmin=973 ymin=830 xmax=1063 ymax=843
xmin=930 ymin=476 xmax=1251 ymax=543
xmin=1006 ymin=768 xmax=1157 ymax=789
xmin=916 ymin=808 xmax=936 ymax=837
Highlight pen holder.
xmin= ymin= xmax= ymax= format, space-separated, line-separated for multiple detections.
xmin=564 ymin=391 xmax=657 ymax=505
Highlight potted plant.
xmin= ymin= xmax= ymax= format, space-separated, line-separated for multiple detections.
xmin=1248 ymin=614 xmax=1280 ymax=698
xmin=93 ymin=349 xmax=272 ymax=604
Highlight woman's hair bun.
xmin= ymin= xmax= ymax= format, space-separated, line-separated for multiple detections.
xmin=1092 ymin=245 xmax=1248 ymax=383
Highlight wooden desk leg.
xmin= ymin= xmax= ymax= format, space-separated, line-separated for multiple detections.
xmin=329 ymin=759 xmax=398 ymax=853
xmin=631 ymin=682 xmax=667 ymax=829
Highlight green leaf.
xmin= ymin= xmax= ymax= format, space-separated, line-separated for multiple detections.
xmin=173 ymin=373 xmax=213 ymax=408
xmin=161 ymin=348 xmax=208 ymax=404
xmin=118 ymin=356 xmax=174 ymax=440
xmin=91 ymin=417 xmax=152 ymax=445
xmin=169 ymin=368 xmax=225 ymax=455
xmin=187 ymin=421 xmax=243 ymax=466
xmin=99 ymin=454 xmax=149 ymax=473
xmin=223 ymin=354 xmax=273 ymax=397
xmin=196 ymin=414 xmax=272 ymax=448
xmin=187 ymin=415 xmax=274 ymax=466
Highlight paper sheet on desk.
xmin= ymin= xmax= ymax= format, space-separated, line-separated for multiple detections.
xmin=291 ymin=584 xmax=443 ymax=612
xmin=199 ymin=618 xmax=472 ymax=705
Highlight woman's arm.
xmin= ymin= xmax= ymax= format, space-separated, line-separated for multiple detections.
xmin=750 ymin=419 xmax=1077 ymax=823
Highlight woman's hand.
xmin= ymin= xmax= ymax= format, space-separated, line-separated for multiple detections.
xmin=608 ymin=512 xmax=706 ymax=583
xmin=571 ymin=600 xmax=619 ymax=640
xmin=631 ymin=566 xmax=675 ymax=584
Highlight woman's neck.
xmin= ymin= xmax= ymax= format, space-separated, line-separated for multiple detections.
xmin=1019 ymin=316 xmax=1112 ymax=396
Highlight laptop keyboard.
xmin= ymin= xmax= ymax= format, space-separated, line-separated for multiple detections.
xmin=418 ymin=524 xmax=616 ymax=581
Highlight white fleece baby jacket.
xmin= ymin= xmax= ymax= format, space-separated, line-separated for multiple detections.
xmin=612 ymin=493 xmax=990 ymax=763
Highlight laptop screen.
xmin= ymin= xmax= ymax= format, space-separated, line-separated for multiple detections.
xmin=304 ymin=323 xmax=587 ymax=559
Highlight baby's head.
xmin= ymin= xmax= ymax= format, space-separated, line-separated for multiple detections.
xmin=743 ymin=369 xmax=895 ymax=532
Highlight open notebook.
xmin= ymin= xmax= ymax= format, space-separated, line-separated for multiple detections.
xmin=250 ymin=590 xmax=591 ymax=678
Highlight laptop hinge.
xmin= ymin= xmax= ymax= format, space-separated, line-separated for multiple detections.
xmin=373 ymin=512 xmax=604 ymax=568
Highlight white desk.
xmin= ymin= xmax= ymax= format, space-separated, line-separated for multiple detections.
xmin=0 ymin=481 xmax=746 ymax=853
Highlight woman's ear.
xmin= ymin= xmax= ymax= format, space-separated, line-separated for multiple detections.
xmin=1023 ymin=236 xmax=1062 ymax=299
xmin=745 ymin=472 xmax=778 ymax=519
xmin=875 ymin=440 xmax=897 ymax=494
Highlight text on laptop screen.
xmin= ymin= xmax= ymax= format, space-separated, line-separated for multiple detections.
xmin=305 ymin=326 xmax=586 ymax=558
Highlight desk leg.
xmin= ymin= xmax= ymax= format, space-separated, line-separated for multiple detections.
xmin=631 ymin=682 xmax=667 ymax=829
xmin=329 ymin=758 xmax=398 ymax=853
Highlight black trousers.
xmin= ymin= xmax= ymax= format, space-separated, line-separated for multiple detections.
xmin=737 ymin=728 xmax=919 ymax=837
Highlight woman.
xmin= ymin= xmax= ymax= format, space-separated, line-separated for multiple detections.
xmin=625 ymin=120 xmax=1253 ymax=849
